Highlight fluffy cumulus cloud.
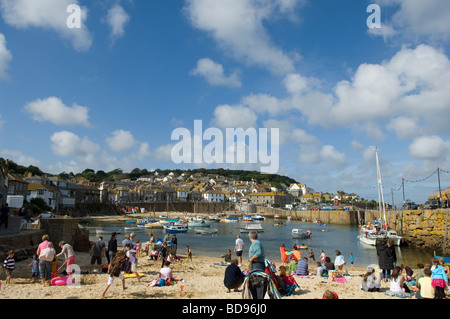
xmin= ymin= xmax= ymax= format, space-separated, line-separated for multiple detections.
xmin=190 ymin=58 xmax=241 ymax=87
xmin=0 ymin=149 xmax=41 ymax=167
xmin=0 ymin=0 xmax=92 ymax=51
xmin=50 ymin=131 xmax=100 ymax=157
xmin=0 ymin=33 xmax=12 ymax=79
xmin=24 ymin=96 xmax=91 ymax=127
xmin=239 ymin=44 xmax=450 ymax=139
xmin=106 ymin=3 xmax=130 ymax=42
xmin=409 ymin=136 xmax=450 ymax=161
xmin=105 ymin=129 xmax=137 ymax=152
xmin=105 ymin=129 xmax=151 ymax=160
xmin=184 ymin=0 xmax=299 ymax=74
xmin=372 ymin=0 xmax=450 ymax=42
xmin=212 ymin=104 xmax=257 ymax=129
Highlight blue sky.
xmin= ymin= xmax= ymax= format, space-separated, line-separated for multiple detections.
xmin=1 ymin=0 xmax=450 ymax=204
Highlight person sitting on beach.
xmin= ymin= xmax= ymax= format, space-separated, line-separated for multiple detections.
xmin=149 ymin=248 xmax=158 ymax=261
xmin=159 ymin=261 xmax=174 ymax=286
xmin=224 ymin=258 xmax=245 ymax=293
xmin=102 ymin=250 xmax=127 ymax=298
xmin=361 ymin=266 xmax=381 ymax=292
xmin=296 ymin=257 xmax=309 ymax=276
xmin=324 ymin=257 xmax=335 ymax=271
xmin=316 ymin=261 xmax=327 ymax=278
xmin=415 ymin=267 xmax=435 ymax=299
xmin=222 ymin=249 xmax=232 ymax=263
xmin=279 ymin=265 xmax=299 ymax=296
xmin=385 ymin=266 xmax=413 ymax=298
xmin=400 ymin=263 xmax=413 ymax=281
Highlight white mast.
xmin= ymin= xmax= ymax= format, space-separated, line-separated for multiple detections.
xmin=375 ymin=147 xmax=387 ymax=228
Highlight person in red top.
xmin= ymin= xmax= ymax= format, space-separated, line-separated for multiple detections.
xmin=280 ymin=244 xmax=289 ymax=266
xmin=323 ymin=290 xmax=339 ymax=299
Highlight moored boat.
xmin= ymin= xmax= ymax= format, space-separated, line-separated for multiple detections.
xmin=240 ymin=223 xmax=265 ymax=233
xmin=164 ymin=222 xmax=188 ymax=233
xmin=194 ymin=228 xmax=218 ymax=235
xmin=292 ymin=229 xmax=311 ymax=239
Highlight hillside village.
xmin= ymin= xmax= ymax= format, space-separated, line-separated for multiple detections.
xmin=0 ymin=159 xmax=365 ymax=213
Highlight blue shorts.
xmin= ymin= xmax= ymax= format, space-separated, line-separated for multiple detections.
xmin=39 ymin=260 xmax=52 ymax=280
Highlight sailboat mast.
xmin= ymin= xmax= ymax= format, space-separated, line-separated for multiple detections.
xmin=375 ymin=147 xmax=387 ymax=228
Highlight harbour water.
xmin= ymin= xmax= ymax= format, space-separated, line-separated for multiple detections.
xmin=87 ymin=218 xmax=435 ymax=268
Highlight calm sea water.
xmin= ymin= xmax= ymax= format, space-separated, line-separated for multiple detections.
xmin=87 ymin=219 xmax=435 ymax=268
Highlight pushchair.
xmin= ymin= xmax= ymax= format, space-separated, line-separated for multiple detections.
xmin=242 ymin=260 xmax=281 ymax=299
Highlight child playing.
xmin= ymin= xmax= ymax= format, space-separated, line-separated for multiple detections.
xmin=349 ymin=253 xmax=354 ymax=268
xmin=431 ymin=257 xmax=447 ymax=299
xmin=135 ymin=240 xmax=141 ymax=257
xmin=2 ymin=250 xmax=15 ymax=284
xmin=149 ymin=247 xmax=158 ymax=261
xmin=125 ymin=244 xmax=141 ymax=282
xmin=309 ymin=249 xmax=315 ymax=263
xmin=102 ymin=250 xmax=128 ymax=298
xmin=186 ymin=246 xmax=192 ymax=262
xmin=28 ymin=254 xmax=39 ymax=283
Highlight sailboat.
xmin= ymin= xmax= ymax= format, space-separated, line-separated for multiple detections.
xmin=358 ymin=148 xmax=402 ymax=246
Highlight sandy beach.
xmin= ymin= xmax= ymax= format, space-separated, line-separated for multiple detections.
xmin=0 ymin=249 xmax=440 ymax=300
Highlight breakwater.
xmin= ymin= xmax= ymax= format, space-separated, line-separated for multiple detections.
xmin=257 ymin=207 xmax=450 ymax=254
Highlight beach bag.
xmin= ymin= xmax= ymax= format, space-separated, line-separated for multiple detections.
xmin=249 ymin=276 xmax=268 ymax=299
xmin=39 ymin=243 xmax=56 ymax=262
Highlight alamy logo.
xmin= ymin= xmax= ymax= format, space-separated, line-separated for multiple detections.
xmin=367 ymin=4 xmax=381 ymax=29
xmin=171 ymin=120 xmax=279 ymax=174
xmin=66 ymin=4 xmax=82 ymax=29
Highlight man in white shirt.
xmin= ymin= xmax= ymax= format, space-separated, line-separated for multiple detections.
xmin=234 ymin=234 xmax=244 ymax=266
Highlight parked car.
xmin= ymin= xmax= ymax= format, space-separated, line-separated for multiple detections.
xmin=421 ymin=199 xmax=440 ymax=209
xmin=402 ymin=201 xmax=419 ymax=210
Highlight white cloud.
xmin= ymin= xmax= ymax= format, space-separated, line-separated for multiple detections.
xmin=212 ymin=104 xmax=257 ymax=129
xmin=263 ymin=119 xmax=318 ymax=145
xmin=105 ymin=129 xmax=137 ymax=152
xmin=0 ymin=33 xmax=12 ymax=79
xmin=0 ymin=0 xmax=92 ymax=51
xmin=24 ymin=96 xmax=91 ymax=127
xmin=243 ymin=45 xmax=450 ymax=141
xmin=373 ymin=0 xmax=450 ymax=42
xmin=153 ymin=143 xmax=175 ymax=162
xmin=320 ymin=145 xmax=347 ymax=168
xmin=50 ymin=131 xmax=100 ymax=157
xmin=387 ymin=117 xmax=421 ymax=139
xmin=409 ymin=135 xmax=450 ymax=160
xmin=106 ymin=4 xmax=130 ymax=42
xmin=184 ymin=0 xmax=296 ymax=74
xmin=190 ymin=58 xmax=241 ymax=87
xmin=0 ymin=149 xmax=41 ymax=167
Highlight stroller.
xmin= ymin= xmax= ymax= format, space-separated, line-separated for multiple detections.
xmin=242 ymin=260 xmax=282 ymax=299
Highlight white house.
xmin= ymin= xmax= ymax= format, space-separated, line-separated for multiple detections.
xmin=202 ymin=190 xmax=225 ymax=202
xmin=27 ymin=183 xmax=57 ymax=210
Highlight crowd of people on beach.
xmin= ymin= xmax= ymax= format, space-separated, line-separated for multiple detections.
xmin=1 ymin=228 xmax=449 ymax=299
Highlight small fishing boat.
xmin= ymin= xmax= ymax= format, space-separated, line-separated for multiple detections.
xmin=292 ymin=229 xmax=311 ymax=239
xmin=164 ymin=222 xmax=188 ymax=233
xmin=253 ymin=215 xmax=265 ymax=221
xmin=194 ymin=228 xmax=218 ymax=235
xmin=224 ymin=216 xmax=239 ymax=223
xmin=240 ymin=223 xmax=265 ymax=233
xmin=188 ymin=219 xmax=210 ymax=228
xmin=242 ymin=215 xmax=253 ymax=221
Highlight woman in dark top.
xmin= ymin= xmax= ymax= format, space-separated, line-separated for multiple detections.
xmin=377 ymin=240 xmax=394 ymax=282
xmin=324 ymin=256 xmax=335 ymax=270
xmin=224 ymin=259 xmax=245 ymax=292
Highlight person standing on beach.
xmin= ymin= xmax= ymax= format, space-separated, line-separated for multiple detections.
xmin=0 ymin=203 xmax=10 ymax=229
xmin=56 ymin=241 xmax=76 ymax=275
xmin=377 ymin=240 xmax=393 ymax=282
xmin=248 ymin=230 xmax=265 ymax=272
xmin=234 ymin=235 xmax=244 ymax=266
xmin=107 ymin=232 xmax=118 ymax=264
xmin=334 ymin=250 xmax=345 ymax=276
xmin=102 ymin=250 xmax=127 ymax=298
xmin=89 ymin=236 xmax=106 ymax=274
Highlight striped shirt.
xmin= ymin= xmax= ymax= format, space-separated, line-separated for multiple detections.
xmin=3 ymin=256 xmax=15 ymax=270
